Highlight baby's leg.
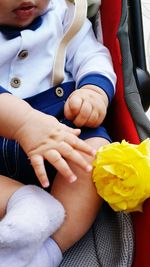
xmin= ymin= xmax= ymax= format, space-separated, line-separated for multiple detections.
xmin=0 ymin=175 xmax=65 ymax=267
xmin=0 ymin=175 xmax=23 ymax=219
xmin=51 ymin=137 xmax=109 ymax=252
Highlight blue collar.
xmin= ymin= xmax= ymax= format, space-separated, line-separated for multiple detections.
xmin=0 ymin=16 xmax=43 ymax=40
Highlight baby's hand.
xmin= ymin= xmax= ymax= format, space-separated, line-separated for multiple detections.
xmin=14 ymin=109 xmax=95 ymax=187
xmin=64 ymin=85 xmax=108 ymax=128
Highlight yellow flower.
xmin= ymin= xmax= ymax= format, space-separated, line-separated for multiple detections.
xmin=92 ymin=139 xmax=150 ymax=212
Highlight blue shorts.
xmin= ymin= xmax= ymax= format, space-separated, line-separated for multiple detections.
xmin=0 ymin=82 xmax=111 ymax=185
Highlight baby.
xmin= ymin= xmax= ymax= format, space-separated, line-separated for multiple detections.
xmin=0 ymin=0 xmax=116 ymax=266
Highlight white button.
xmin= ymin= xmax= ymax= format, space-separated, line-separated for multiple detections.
xmin=10 ymin=77 xmax=21 ymax=88
xmin=55 ymin=87 xmax=64 ymax=97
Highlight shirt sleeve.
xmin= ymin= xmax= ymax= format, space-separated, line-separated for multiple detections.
xmin=64 ymin=6 xmax=116 ymax=103
xmin=78 ymin=73 xmax=114 ymax=104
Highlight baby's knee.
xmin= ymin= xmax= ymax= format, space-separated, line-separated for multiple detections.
xmin=0 ymin=185 xmax=65 ymax=247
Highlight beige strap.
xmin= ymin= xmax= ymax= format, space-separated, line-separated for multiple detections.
xmin=52 ymin=0 xmax=87 ymax=86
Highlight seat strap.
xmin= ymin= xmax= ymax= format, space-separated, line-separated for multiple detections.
xmin=52 ymin=0 xmax=87 ymax=86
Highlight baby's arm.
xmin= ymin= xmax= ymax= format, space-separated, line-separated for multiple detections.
xmin=0 ymin=93 xmax=95 ymax=187
xmin=64 ymin=84 xmax=108 ymax=128
xmin=64 ymin=12 xmax=116 ymax=128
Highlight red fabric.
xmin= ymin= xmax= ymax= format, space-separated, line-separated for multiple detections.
xmin=132 ymin=201 xmax=150 ymax=267
xmin=101 ymin=0 xmax=140 ymax=144
xmin=100 ymin=1 xmax=150 ymax=266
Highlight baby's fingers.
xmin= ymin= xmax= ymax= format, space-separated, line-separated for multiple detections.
xmin=64 ymin=95 xmax=82 ymax=120
xmin=59 ymin=142 xmax=93 ymax=172
xmin=73 ymin=101 xmax=92 ymax=127
xmin=44 ymin=149 xmax=78 ymax=183
xmin=65 ymin=134 xmax=96 ymax=157
xmin=30 ymin=155 xmax=50 ymax=188
xmin=61 ymin=123 xmax=81 ymax=136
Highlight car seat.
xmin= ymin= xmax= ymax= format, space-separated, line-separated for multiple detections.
xmin=59 ymin=0 xmax=150 ymax=266
xmin=101 ymin=1 xmax=150 ymax=266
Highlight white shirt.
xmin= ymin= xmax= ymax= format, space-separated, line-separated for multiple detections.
xmin=0 ymin=0 xmax=116 ymax=99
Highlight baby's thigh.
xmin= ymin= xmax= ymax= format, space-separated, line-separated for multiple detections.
xmin=51 ymin=138 xmax=107 ymax=230
xmin=77 ymin=137 xmax=110 ymax=166
xmin=51 ymin=137 xmax=109 ymax=197
xmin=85 ymin=137 xmax=109 ymax=158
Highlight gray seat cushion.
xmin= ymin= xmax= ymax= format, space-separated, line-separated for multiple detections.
xmin=60 ymin=203 xmax=134 ymax=267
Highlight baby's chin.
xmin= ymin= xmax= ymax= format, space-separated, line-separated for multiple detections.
xmin=3 ymin=17 xmax=38 ymax=29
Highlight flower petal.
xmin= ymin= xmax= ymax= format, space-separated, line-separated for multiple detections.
xmin=92 ymin=139 xmax=150 ymax=212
